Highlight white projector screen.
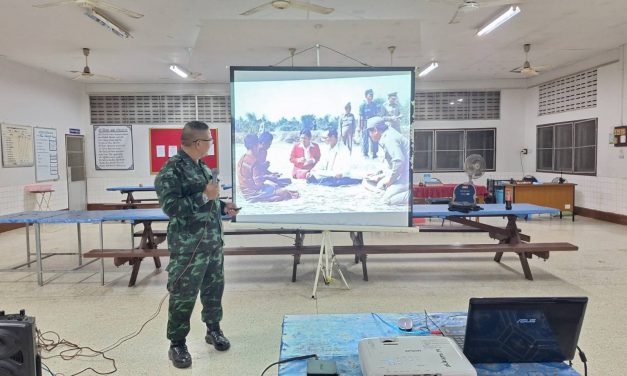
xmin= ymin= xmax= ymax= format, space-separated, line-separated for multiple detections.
xmin=231 ymin=67 xmax=414 ymax=227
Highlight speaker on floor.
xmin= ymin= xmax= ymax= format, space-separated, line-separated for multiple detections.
xmin=0 ymin=310 xmax=41 ymax=376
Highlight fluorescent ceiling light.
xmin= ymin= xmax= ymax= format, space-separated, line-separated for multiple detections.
xmin=457 ymin=98 xmax=464 ymax=102
xmin=169 ymin=65 xmax=189 ymax=78
xmin=477 ymin=6 xmax=521 ymax=36
xmin=84 ymin=8 xmax=131 ymax=38
xmin=418 ymin=62 xmax=438 ymax=77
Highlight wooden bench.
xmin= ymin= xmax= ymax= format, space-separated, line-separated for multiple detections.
xmin=84 ymin=246 xmax=321 ymax=287
xmin=331 ymin=242 xmax=578 ymax=281
xmin=84 ymin=241 xmax=577 ymax=286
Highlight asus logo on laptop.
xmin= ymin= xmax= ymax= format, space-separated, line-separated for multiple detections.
xmin=516 ymin=318 xmax=537 ymax=324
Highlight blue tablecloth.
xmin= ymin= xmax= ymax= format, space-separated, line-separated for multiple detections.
xmin=0 ymin=211 xmax=67 ymax=223
xmin=412 ymin=203 xmax=559 ymax=218
xmin=279 ymin=313 xmax=579 ymax=376
xmin=35 ymin=210 xmax=114 ymax=224
xmin=106 ymin=186 xmax=156 ymax=192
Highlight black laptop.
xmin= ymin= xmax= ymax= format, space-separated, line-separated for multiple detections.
xmin=444 ymin=297 xmax=587 ymax=364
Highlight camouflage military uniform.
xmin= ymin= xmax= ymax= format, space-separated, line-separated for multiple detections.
xmin=154 ymin=149 xmax=225 ymax=342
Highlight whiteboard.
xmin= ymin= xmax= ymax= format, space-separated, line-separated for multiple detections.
xmin=34 ymin=127 xmax=59 ymax=182
xmin=94 ymin=125 xmax=134 ymax=170
xmin=1 ymin=123 xmax=34 ymax=167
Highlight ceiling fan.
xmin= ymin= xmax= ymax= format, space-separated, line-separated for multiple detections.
xmin=33 ymin=0 xmax=143 ymax=18
xmin=447 ymin=0 xmax=523 ymax=24
xmin=240 ymin=0 xmax=334 ymax=16
xmin=70 ymin=48 xmax=118 ymax=80
xmin=511 ymin=43 xmax=549 ymax=77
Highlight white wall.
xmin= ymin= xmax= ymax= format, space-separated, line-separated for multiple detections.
xmin=412 ymin=88 xmax=528 ymax=185
xmin=0 ymin=58 xmax=87 ymax=215
xmin=84 ymin=83 xmax=231 ymax=204
xmin=523 ymin=47 xmax=627 ymax=215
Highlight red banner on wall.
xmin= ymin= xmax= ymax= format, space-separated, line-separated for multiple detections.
xmin=149 ymin=128 xmax=219 ymax=174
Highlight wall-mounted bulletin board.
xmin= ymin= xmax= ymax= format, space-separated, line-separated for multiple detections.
xmin=94 ymin=125 xmax=134 ymax=170
xmin=614 ymin=126 xmax=627 ymax=147
xmin=149 ymin=128 xmax=218 ymax=174
xmin=1 ymin=123 xmax=34 ymax=167
xmin=34 ymin=127 xmax=59 ymax=181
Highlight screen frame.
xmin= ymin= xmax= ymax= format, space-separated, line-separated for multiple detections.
xmin=230 ymin=66 xmax=415 ymax=227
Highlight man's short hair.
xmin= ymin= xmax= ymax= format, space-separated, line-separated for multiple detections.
xmin=364 ymin=89 xmax=373 ymax=97
xmin=300 ymin=129 xmax=312 ymax=138
xmin=181 ymin=121 xmax=209 ymax=147
xmin=244 ymin=134 xmax=259 ymax=150
xmin=345 ymin=102 xmax=351 ymax=109
xmin=388 ymin=92 xmax=397 ymax=98
xmin=326 ymin=128 xmax=338 ymax=138
xmin=259 ymin=131 xmax=273 ymax=145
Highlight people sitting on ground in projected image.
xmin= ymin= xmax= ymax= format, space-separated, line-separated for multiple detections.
xmin=289 ymin=129 xmax=321 ymax=179
xmin=237 ymin=134 xmax=299 ymax=202
xmin=362 ymin=116 xmax=410 ymax=205
xmin=257 ymin=131 xmax=291 ymax=188
xmin=338 ymin=102 xmax=356 ymax=153
xmin=306 ymin=128 xmax=362 ymax=187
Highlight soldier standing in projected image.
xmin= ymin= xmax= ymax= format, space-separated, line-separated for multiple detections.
xmin=380 ymin=92 xmax=402 ymax=133
xmin=359 ymin=89 xmax=380 ymax=159
xmin=155 ymin=121 xmax=240 ymax=369
xmin=338 ymin=102 xmax=356 ymax=153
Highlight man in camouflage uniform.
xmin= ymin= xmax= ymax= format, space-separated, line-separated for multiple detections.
xmin=359 ymin=89 xmax=380 ymax=159
xmin=380 ymin=92 xmax=402 ymax=133
xmin=155 ymin=121 xmax=239 ymax=369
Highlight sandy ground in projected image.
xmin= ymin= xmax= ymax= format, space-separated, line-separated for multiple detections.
xmin=232 ymin=138 xmax=410 ymax=216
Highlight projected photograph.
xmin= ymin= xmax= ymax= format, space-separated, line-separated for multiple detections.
xmin=232 ymin=68 xmax=414 ymax=227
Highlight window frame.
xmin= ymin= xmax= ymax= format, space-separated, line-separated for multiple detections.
xmin=535 ymin=118 xmax=597 ymax=176
xmin=413 ymin=127 xmax=497 ymax=173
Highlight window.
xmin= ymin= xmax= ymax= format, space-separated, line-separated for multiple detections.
xmin=536 ymin=118 xmax=597 ymax=175
xmin=413 ymin=128 xmax=496 ymax=172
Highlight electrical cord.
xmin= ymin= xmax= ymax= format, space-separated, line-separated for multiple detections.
xmin=260 ymin=354 xmax=318 ymax=376
xmin=577 ymin=346 xmax=588 ymax=376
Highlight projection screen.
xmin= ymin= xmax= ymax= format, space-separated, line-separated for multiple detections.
xmin=231 ymin=67 xmax=414 ymax=227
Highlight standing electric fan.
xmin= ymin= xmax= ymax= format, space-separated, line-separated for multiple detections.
xmin=448 ymin=154 xmax=485 ymax=212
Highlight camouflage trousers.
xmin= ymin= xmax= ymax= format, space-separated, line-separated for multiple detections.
xmin=166 ymin=247 xmax=224 ymax=342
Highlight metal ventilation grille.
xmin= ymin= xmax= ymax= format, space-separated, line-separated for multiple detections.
xmin=90 ymin=95 xmax=231 ymax=124
xmin=414 ymin=91 xmax=500 ymax=120
xmin=197 ymin=96 xmax=231 ymax=123
xmin=538 ymin=69 xmax=597 ymax=116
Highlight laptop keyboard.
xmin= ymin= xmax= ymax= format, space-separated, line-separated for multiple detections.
xmin=448 ymin=335 xmax=465 ymax=349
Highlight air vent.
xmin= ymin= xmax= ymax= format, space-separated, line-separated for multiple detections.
xmin=414 ymin=91 xmax=500 ymax=120
xmin=538 ymin=69 xmax=597 ymax=116
xmin=89 ymin=95 xmax=231 ymax=124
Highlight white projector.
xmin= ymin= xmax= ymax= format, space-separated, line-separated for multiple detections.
xmin=358 ymin=336 xmax=477 ymax=376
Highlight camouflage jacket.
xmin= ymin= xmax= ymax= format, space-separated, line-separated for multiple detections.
xmin=155 ymin=149 xmax=224 ymax=253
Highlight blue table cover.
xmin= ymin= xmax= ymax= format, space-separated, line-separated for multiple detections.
xmin=413 ymin=203 xmax=559 ymax=218
xmin=106 ymin=186 xmax=156 ymax=192
xmin=0 ymin=211 xmax=67 ymax=224
xmin=279 ymin=313 xmax=579 ymax=376
xmin=35 ymin=210 xmax=115 ymax=224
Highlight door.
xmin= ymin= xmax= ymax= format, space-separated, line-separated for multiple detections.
xmin=65 ymin=134 xmax=87 ymax=210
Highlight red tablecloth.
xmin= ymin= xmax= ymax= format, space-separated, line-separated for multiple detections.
xmin=412 ymin=184 xmax=488 ymax=199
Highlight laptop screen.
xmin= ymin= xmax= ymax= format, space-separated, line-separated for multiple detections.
xmin=463 ymin=297 xmax=587 ymax=364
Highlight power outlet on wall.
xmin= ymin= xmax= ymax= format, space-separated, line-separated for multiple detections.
xmin=520 ymin=148 xmax=528 ymax=155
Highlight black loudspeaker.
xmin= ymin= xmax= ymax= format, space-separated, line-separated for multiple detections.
xmin=0 ymin=310 xmax=41 ymax=376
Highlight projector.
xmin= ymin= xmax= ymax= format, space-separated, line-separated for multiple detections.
xmin=358 ymin=336 xmax=476 ymax=376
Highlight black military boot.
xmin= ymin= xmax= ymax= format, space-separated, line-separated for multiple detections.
xmin=205 ymin=323 xmax=230 ymax=351
xmin=168 ymin=340 xmax=192 ymax=369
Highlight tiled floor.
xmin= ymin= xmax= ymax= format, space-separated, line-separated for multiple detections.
xmin=0 ymin=215 xmax=623 ymax=375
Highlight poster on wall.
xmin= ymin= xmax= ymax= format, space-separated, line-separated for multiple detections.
xmin=34 ymin=127 xmax=59 ymax=181
xmin=1 ymin=123 xmax=34 ymax=168
xmin=149 ymin=128 xmax=219 ymax=174
xmin=94 ymin=125 xmax=134 ymax=170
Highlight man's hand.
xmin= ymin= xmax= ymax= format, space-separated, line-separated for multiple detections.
xmin=224 ymin=202 xmax=241 ymax=217
xmin=204 ymin=181 xmax=220 ymax=200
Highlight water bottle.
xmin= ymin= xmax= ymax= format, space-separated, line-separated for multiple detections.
xmin=505 ymin=186 xmax=513 ymax=210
